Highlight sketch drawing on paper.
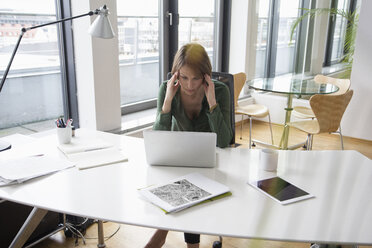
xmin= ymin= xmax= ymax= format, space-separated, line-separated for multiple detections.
xmin=150 ymin=179 xmax=211 ymax=207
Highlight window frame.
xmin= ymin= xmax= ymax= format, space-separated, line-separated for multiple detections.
xmin=0 ymin=0 xmax=77 ymax=129
xmin=323 ymin=0 xmax=358 ymax=67
xmin=120 ymin=0 xmax=231 ymax=115
xmin=55 ymin=0 xmax=79 ymax=128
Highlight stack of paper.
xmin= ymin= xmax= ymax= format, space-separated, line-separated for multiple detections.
xmin=66 ymin=147 xmax=128 ymax=170
xmin=57 ymin=137 xmax=128 ymax=170
xmin=0 ymin=155 xmax=75 ymax=186
xmin=139 ymin=173 xmax=231 ymax=213
xmin=57 ymin=137 xmax=113 ymax=155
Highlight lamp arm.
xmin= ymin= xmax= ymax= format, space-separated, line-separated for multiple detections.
xmin=26 ymin=11 xmax=94 ymax=32
xmin=0 ymin=9 xmax=98 ymax=92
xmin=0 ymin=32 xmax=24 ymax=92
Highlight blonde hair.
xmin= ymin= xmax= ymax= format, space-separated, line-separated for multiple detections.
xmin=171 ymin=43 xmax=212 ymax=77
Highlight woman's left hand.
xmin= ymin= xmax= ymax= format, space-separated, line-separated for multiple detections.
xmin=203 ymin=74 xmax=217 ymax=108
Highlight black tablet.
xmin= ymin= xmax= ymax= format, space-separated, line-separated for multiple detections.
xmin=248 ymin=176 xmax=314 ymax=205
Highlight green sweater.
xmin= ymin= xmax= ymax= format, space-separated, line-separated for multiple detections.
xmin=153 ymin=80 xmax=233 ymax=148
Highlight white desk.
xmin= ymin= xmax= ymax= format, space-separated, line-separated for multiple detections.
xmin=1 ymin=129 xmax=372 ymax=247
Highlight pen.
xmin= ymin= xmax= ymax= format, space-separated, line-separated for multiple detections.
xmin=84 ymin=147 xmax=107 ymax=152
xmin=66 ymin=118 xmax=73 ymax=127
xmin=56 ymin=117 xmax=67 ymax=128
xmin=60 ymin=118 xmax=65 ymax=127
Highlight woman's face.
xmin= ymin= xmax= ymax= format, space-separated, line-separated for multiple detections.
xmin=178 ymin=65 xmax=204 ymax=96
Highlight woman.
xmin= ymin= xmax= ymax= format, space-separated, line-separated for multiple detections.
xmin=145 ymin=43 xmax=232 ymax=248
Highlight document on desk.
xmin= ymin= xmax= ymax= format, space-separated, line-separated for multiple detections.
xmin=66 ymin=147 xmax=128 ymax=170
xmin=57 ymin=137 xmax=113 ymax=155
xmin=139 ymin=173 xmax=231 ymax=213
xmin=0 ymin=155 xmax=75 ymax=186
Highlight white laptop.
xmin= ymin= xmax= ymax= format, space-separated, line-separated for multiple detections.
xmin=143 ymin=130 xmax=217 ymax=167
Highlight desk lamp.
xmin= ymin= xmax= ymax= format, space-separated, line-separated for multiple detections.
xmin=0 ymin=5 xmax=115 ymax=152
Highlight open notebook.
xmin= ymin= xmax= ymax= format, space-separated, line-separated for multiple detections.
xmin=139 ymin=173 xmax=230 ymax=213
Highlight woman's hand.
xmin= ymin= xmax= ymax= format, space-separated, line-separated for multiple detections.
xmin=162 ymin=72 xmax=180 ymax=113
xmin=203 ymin=74 xmax=217 ymax=108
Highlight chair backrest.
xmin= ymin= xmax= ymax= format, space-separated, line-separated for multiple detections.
xmin=310 ymin=89 xmax=353 ymax=133
xmin=211 ymin=72 xmax=236 ymax=146
xmin=314 ymin=74 xmax=351 ymax=95
xmin=166 ymin=71 xmax=236 ymax=146
xmin=232 ymin=72 xmax=247 ymax=108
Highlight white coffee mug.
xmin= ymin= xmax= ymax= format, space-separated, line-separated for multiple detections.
xmin=57 ymin=126 xmax=72 ymax=144
xmin=259 ymin=148 xmax=279 ymax=171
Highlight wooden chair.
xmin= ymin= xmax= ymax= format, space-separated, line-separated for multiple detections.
xmin=293 ymin=75 xmax=351 ymax=118
xmin=233 ymin=72 xmax=274 ymax=148
xmin=292 ymin=75 xmax=351 ymax=149
xmin=287 ymin=90 xmax=353 ymax=150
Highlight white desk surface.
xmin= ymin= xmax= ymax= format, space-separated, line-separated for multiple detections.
xmin=0 ymin=129 xmax=371 ymax=245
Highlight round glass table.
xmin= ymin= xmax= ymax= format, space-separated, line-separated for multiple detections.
xmin=247 ymin=76 xmax=339 ymax=149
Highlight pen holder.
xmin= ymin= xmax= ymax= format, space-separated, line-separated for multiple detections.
xmin=57 ymin=126 xmax=72 ymax=144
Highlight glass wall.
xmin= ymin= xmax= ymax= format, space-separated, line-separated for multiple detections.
xmin=0 ymin=0 xmax=63 ymax=129
xmin=117 ymin=0 xmax=221 ymax=111
xmin=253 ymin=0 xmax=300 ymax=79
xmin=274 ymin=0 xmax=300 ymax=76
xmin=178 ymin=0 xmax=216 ymax=68
xmin=116 ymin=0 xmax=160 ymax=107
xmin=255 ymin=0 xmax=270 ymax=78
xmin=330 ymin=0 xmax=349 ymax=62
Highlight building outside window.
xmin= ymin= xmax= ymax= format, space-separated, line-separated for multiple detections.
xmin=0 ymin=0 xmax=64 ymax=131
xmin=117 ymin=0 xmax=220 ymax=114
xmin=255 ymin=0 xmax=270 ymax=78
xmin=116 ymin=0 xmax=160 ymax=110
xmin=274 ymin=0 xmax=299 ymax=76
xmin=178 ymin=0 xmax=216 ymax=67
xmin=330 ymin=0 xmax=350 ymax=63
xmin=254 ymin=0 xmax=300 ymax=79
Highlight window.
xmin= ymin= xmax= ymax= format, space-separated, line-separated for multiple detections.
xmin=255 ymin=0 xmax=270 ymax=78
xmin=116 ymin=0 xmax=160 ymax=113
xmin=179 ymin=0 xmax=216 ymax=68
xmin=274 ymin=0 xmax=299 ymax=75
xmin=330 ymin=0 xmax=349 ymax=62
xmin=117 ymin=0 xmax=228 ymax=114
xmin=324 ymin=0 xmax=358 ymax=66
xmin=254 ymin=0 xmax=301 ymax=79
xmin=0 ymin=0 xmax=66 ymax=130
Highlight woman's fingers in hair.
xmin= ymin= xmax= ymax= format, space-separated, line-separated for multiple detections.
xmin=204 ymin=74 xmax=213 ymax=87
xmin=171 ymin=71 xmax=178 ymax=81
xmin=167 ymin=72 xmax=179 ymax=86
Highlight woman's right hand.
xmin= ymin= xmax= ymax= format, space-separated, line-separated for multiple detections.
xmin=162 ymin=72 xmax=180 ymax=113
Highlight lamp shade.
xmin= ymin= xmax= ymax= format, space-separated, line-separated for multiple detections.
xmin=88 ymin=5 xmax=115 ymax=39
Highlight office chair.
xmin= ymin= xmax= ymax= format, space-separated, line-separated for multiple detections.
xmin=211 ymin=71 xmax=236 ymax=146
xmin=166 ymin=72 xmax=236 ymax=146
xmin=287 ymin=90 xmax=353 ymax=150
xmin=234 ymin=72 xmax=274 ymax=148
xmin=292 ymin=75 xmax=351 ymax=149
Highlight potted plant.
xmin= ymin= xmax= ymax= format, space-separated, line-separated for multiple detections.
xmin=290 ymin=8 xmax=359 ymax=77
